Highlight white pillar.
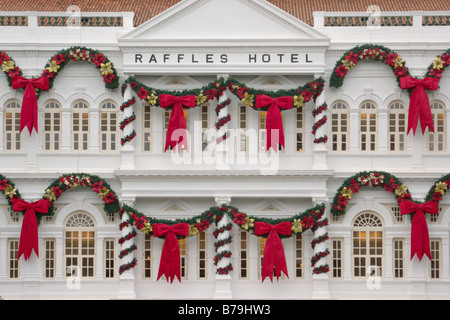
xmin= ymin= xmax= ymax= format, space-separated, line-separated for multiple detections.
xmin=215 ymin=75 xmax=231 ymax=170
xmin=312 ymin=76 xmax=328 ymax=169
xmin=311 ymin=198 xmax=331 ymax=299
xmin=118 ymin=198 xmax=136 ymax=299
xmin=120 ymin=83 xmax=136 ymax=170
xmin=214 ymin=197 xmax=233 ymax=299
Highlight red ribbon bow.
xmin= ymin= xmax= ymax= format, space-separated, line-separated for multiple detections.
xmin=255 ymin=221 xmax=292 ymax=282
xmin=400 ymin=200 xmax=439 ymax=261
xmin=12 ymin=198 xmax=49 ymax=261
xmin=159 ymin=94 xmax=196 ymax=152
xmin=153 ymin=223 xmax=190 ymax=283
xmin=11 ymin=76 xmax=50 ymax=135
xmin=255 ymin=95 xmax=293 ymax=151
xmin=400 ymin=76 xmax=440 ymax=135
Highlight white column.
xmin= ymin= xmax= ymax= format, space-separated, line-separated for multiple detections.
xmin=312 ymin=73 xmax=328 ymax=170
xmin=349 ymin=109 xmax=359 ymax=154
xmin=378 ymin=109 xmax=388 ymax=154
xmin=90 ymin=108 xmax=100 ymax=154
xmin=214 ymin=197 xmax=233 ymax=299
xmin=61 ymin=108 xmax=71 ymax=153
xmin=118 ymin=198 xmax=136 ymax=299
xmin=311 ymin=198 xmax=331 ymax=299
xmin=405 ymin=238 xmax=429 ymax=299
xmin=215 ymin=74 xmax=231 ymax=170
xmin=120 ymin=84 xmax=136 ymax=170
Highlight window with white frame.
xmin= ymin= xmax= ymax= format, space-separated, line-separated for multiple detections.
xmin=352 ymin=212 xmax=383 ymax=278
xmin=198 ymin=232 xmax=207 ymax=279
xmin=238 ymin=104 xmax=249 ymax=153
xmin=295 ymin=107 xmax=304 ymax=152
xmin=359 ymin=101 xmax=378 ymax=153
xmin=72 ymin=100 xmax=90 ymax=152
xmin=43 ymin=100 xmax=61 ymax=152
xmin=201 ymin=104 xmax=210 ymax=152
xmin=427 ymin=101 xmax=446 ymax=153
xmin=163 ymin=108 xmax=189 ymax=151
xmin=104 ymin=238 xmax=115 ymax=279
xmin=239 ymin=231 xmax=249 ymax=279
xmin=44 ymin=238 xmax=56 ymax=279
xmin=179 ymin=238 xmax=188 ymax=280
xmin=4 ymin=100 xmax=22 ymax=152
xmin=330 ymin=101 xmax=349 ymax=153
xmin=100 ymin=101 xmax=118 ymax=152
xmin=388 ymin=101 xmax=407 ymax=153
xmin=430 ymin=239 xmax=441 ymax=280
xmin=8 ymin=239 xmax=20 ymax=279
xmin=64 ymin=212 xmax=96 ymax=279
xmin=331 ymin=238 xmax=343 ymax=279
xmin=143 ymin=234 xmax=152 ymax=279
xmin=143 ymin=104 xmax=152 ymax=152
xmin=393 ymin=238 xmax=405 ymax=279
xmin=294 ymin=233 xmax=303 ymax=278
xmin=391 ymin=205 xmax=405 ymax=223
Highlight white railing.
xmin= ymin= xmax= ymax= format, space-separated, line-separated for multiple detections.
xmin=313 ymin=11 xmax=450 ymax=28
xmin=0 ymin=11 xmax=134 ymax=28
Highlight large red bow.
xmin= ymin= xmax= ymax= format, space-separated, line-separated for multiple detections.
xmin=159 ymin=94 xmax=196 ymax=152
xmin=400 ymin=200 xmax=439 ymax=261
xmin=153 ymin=223 xmax=190 ymax=283
xmin=12 ymin=198 xmax=49 ymax=261
xmin=255 ymin=221 xmax=292 ymax=282
xmin=11 ymin=76 xmax=50 ymax=135
xmin=400 ymin=76 xmax=440 ymax=135
xmin=255 ymin=95 xmax=293 ymax=151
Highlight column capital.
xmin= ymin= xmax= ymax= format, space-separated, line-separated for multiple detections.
xmin=215 ymin=197 xmax=232 ymax=206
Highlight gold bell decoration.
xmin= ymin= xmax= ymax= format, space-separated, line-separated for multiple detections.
xmin=147 ymin=90 xmax=157 ymax=106
xmin=395 ymin=184 xmax=408 ymax=197
xmin=2 ymin=60 xmax=15 ymax=72
xmin=294 ymin=95 xmax=304 ymax=108
xmin=435 ymin=181 xmax=448 ymax=195
xmin=340 ymin=187 xmax=354 ymax=199
xmin=140 ymin=221 xmax=153 ymax=235
xmin=241 ymin=92 xmax=254 ymax=107
xmin=291 ymin=219 xmax=303 ymax=234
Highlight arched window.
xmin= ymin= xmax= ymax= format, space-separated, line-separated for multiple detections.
xmin=330 ymin=101 xmax=349 ymax=152
xmin=427 ymin=101 xmax=446 ymax=153
xmin=100 ymin=101 xmax=118 ymax=152
xmin=43 ymin=100 xmax=61 ymax=152
xmin=72 ymin=100 xmax=90 ymax=152
xmin=64 ymin=212 xmax=96 ymax=279
xmin=388 ymin=101 xmax=407 ymax=153
xmin=352 ymin=212 xmax=383 ymax=278
xmin=4 ymin=100 xmax=22 ymax=152
xmin=359 ymin=101 xmax=377 ymax=153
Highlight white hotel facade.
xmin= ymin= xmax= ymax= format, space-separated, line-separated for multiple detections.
xmin=0 ymin=0 xmax=450 ymax=300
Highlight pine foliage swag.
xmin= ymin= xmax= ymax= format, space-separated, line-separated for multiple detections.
xmin=120 ymin=75 xmax=326 ymax=147
xmin=119 ymin=204 xmax=330 ymax=277
xmin=331 ymin=171 xmax=410 ymax=216
xmin=425 ymin=48 xmax=450 ymax=80
xmin=120 ymin=75 xmax=229 ymax=146
xmin=43 ymin=173 xmax=121 ymax=218
xmin=329 ymin=44 xmax=410 ymax=89
xmin=1 ymin=47 xmax=119 ymax=98
xmin=0 ymin=173 xmax=22 ymax=212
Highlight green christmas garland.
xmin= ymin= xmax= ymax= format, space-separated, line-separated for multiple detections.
xmin=42 ymin=173 xmax=121 ymax=219
xmin=329 ymin=44 xmax=410 ymax=89
xmin=0 ymin=174 xmax=22 ymax=212
xmin=119 ymin=203 xmax=330 ymax=276
xmin=330 ymin=171 xmax=412 ymax=216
